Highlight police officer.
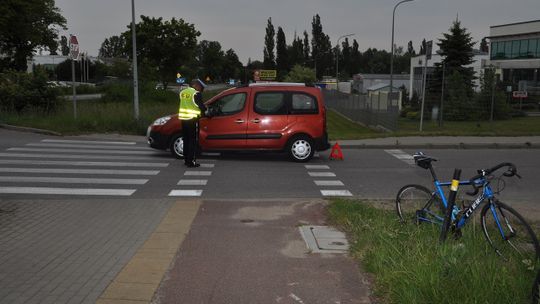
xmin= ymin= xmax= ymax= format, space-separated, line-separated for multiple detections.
xmin=178 ymin=79 xmax=207 ymax=167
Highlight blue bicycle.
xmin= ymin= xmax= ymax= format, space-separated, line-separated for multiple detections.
xmin=395 ymin=152 xmax=540 ymax=263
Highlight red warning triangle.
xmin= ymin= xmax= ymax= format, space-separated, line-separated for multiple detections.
xmin=329 ymin=142 xmax=344 ymax=160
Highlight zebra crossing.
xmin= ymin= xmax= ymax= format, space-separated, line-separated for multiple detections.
xmin=168 ymin=158 xmax=217 ymax=197
xmin=0 ymin=138 xmax=169 ymax=197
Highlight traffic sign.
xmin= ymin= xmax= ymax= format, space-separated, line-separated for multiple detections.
xmin=513 ymin=91 xmax=528 ymax=98
xmin=69 ymin=35 xmax=79 ymax=61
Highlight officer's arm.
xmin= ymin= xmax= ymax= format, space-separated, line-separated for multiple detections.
xmin=194 ymin=92 xmax=207 ymax=113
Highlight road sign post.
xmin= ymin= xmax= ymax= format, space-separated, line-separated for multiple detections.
xmin=69 ymin=35 xmax=79 ymax=119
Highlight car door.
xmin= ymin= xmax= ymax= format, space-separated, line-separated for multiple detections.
xmin=245 ymin=88 xmax=293 ymax=149
xmin=199 ymin=90 xmax=249 ymax=150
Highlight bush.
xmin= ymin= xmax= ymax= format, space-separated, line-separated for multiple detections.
xmin=0 ymin=68 xmax=59 ymax=114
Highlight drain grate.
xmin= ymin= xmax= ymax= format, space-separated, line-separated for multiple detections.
xmin=299 ymin=225 xmax=349 ymax=254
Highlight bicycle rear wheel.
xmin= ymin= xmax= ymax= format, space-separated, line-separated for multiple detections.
xmin=481 ymin=200 xmax=540 ymax=266
xmin=396 ymin=184 xmax=443 ymax=224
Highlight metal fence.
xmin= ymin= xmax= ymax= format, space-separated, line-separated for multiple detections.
xmin=323 ymin=89 xmax=400 ymax=132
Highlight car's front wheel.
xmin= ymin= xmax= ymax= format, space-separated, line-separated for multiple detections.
xmin=288 ymin=135 xmax=314 ymax=162
xmin=169 ymin=134 xmax=184 ymax=159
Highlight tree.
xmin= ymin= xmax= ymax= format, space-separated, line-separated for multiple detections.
xmin=419 ymin=38 xmax=427 ymax=55
xmin=276 ymin=27 xmax=289 ymax=79
xmin=123 ymin=16 xmax=200 ymax=89
xmin=437 ymin=19 xmax=476 ymax=91
xmin=99 ymin=35 xmax=128 ymax=58
xmin=350 ymin=39 xmax=361 ymax=74
xmin=60 ymin=35 xmax=69 ymax=56
xmin=303 ymin=31 xmax=310 ymax=62
xmin=284 ymin=65 xmax=316 ymax=83
xmin=222 ymin=49 xmax=243 ymax=81
xmin=288 ymin=34 xmax=304 ymax=68
xmin=477 ymin=68 xmax=510 ymax=120
xmin=0 ymin=0 xmax=67 ymax=71
xmin=480 ymin=37 xmax=489 ymax=53
xmin=196 ymin=40 xmax=225 ymax=82
xmin=340 ymin=38 xmax=351 ymax=78
xmin=263 ymin=17 xmax=275 ymax=69
xmin=311 ymin=15 xmax=332 ymax=79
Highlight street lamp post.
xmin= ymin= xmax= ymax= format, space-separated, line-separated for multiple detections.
xmin=336 ymin=33 xmax=355 ymax=91
xmin=390 ymin=0 xmax=414 ymax=106
xmin=131 ymin=0 xmax=140 ymax=120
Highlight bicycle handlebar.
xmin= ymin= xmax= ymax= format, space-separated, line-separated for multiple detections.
xmin=466 ymin=162 xmax=520 ymax=196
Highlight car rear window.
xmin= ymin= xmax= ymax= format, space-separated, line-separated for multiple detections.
xmin=290 ymin=93 xmax=318 ymax=114
xmin=254 ymin=92 xmax=287 ymax=115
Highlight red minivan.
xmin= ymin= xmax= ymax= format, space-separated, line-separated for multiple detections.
xmin=147 ymin=83 xmax=330 ymax=162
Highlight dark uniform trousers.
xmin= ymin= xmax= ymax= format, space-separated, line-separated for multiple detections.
xmin=181 ymin=118 xmax=198 ymax=165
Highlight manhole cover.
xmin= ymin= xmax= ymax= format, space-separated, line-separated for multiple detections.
xmin=299 ymin=225 xmax=349 ymax=254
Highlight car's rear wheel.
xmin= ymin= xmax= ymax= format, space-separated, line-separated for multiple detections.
xmin=288 ymin=135 xmax=314 ymax=162
xmin=169 ymin=134 xmax=184 ymax=159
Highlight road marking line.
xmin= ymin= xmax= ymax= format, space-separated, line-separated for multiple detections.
xmin=42 ymin=139 xmax=136 ymax=145
xmin=321 ymin=190 xmax=353 ymax=197
xmin=308 ymin=172 xmax=336 ymax=177
xmin=305 ymin=165 xmax=330 ymax=170
xmin=177 ymin=179 xmax=207 ymax=186
xmin=184 ymin=171 xmax=212 ymax=176
xmin=0 ymin=160 xmax=169 ymax=167
xmin=168 ymin=190 xmax=203 ymax=197
xmin=200 ymin=163 xmax=215 ymax=168
xmin=314 ymin=180 xmax=345 ymax=186
xmin=27 ymin=143 xmax=149 ymax=150
xmin=385 ymin=149 xmax=415 ymax=165
xmin=0 ymin=176 xmax=148 ymax=185
xmin=0 ymin=153 xmax=164 ymax=161
xmin=8 ymin=148 xmax=156 ymax=155
xmin=0 ymin=168 xmax=159 ymax=175
xmin=0 ymin=187 xmax=136 ymax=196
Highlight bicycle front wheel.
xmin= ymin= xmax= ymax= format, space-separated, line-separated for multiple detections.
xmin=481 ymin=200 xmax=540 ymax=266
xmin=396 ymin=184 xmax=443 ymax=224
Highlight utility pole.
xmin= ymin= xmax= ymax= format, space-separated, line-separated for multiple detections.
xmin=131 ymin=0 xmax=140 ymax=120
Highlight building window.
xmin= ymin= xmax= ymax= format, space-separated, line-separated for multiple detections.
xmin=530 ymin=39 xmax=539 ymax=58
xmin=511 ymin=40 xmax=520 ymax=59
xmin=519 ymin=39 xmax=529 ymax=58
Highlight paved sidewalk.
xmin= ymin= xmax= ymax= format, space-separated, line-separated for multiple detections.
xmin=337 ymin=136 xmax=540 ymax=149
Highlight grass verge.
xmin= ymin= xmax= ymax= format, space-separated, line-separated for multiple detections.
xmin=328 ymin=199 xmax=537 ymax=304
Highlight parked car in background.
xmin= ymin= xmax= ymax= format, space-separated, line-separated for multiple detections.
xmin=147 ymin=83 xmax=330 ymax=162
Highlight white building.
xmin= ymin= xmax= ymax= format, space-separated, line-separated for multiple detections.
xmin=487 ymin=19 xmax=540 ymax=96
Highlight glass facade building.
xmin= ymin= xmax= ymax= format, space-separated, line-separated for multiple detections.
xmin=491 ymin=38 xmax=540 ymax=60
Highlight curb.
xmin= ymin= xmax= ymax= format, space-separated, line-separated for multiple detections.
xmin=0 ymin=123 xmax=62 ymax=136
xmin=337 ymin=143 xmax=540 ymax=149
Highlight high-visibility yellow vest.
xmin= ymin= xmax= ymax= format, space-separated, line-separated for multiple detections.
xmin=178 ymin=87 xmax=202 ymax=120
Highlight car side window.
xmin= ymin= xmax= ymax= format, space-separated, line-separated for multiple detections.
xmin=254 ymin=92 xmax=287 ymax=115
xmin=290 ymin=93 xmax=318 ymax=114
xmin=210 ymin=93 xmax=246 ymax=116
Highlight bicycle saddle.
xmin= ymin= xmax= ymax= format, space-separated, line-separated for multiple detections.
xmin=413 ymin=152 xmax=437 ymax=169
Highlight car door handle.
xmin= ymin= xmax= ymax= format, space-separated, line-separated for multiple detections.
xmin=251 ymin=118 xmax=260 ymax=123
xmin=235 ymin=119 xmax=245 ymax=124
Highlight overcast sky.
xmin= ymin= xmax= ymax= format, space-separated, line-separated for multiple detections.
xmin=55 ymin=0 xmax=539 ymax=64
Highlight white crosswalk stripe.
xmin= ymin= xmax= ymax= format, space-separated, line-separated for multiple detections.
xmin=42 ymin=139 xmax=136 ymax=145
xmin=0 ymin=176 xmax=148 ymax=185
xmin=1 ymin=139 xmax=169 ymax=197
xmin=0 ymin=160 xmax=168 ymax=167
xmin=308 ymin=172 xmax=336 ymax=177
xmin=0 ymin=187 xmax=136 ymax=196
xmin=385 ymin=149 xmax=415 ymax=165
xmin=27 ymin=143 xmax=150 ymax=150
xmin=0 ymin=168 xmax=160 ymax=175
xmin=320 ymin=190 xmax=353 ymax=197
xmin=305 ymin=165 xmax=330 ymax=170
xmin=168 ymin=190 xmax=203 ymax=197
xmin=314 ymin=180 xmax=345 ymax=186
xmin=8 ymin=148 xmax=156 ymax=155
xmin=184 ymin=171 xmax=212 ymax=176
xmin=0 ymin=153 xmax=164 ymax=161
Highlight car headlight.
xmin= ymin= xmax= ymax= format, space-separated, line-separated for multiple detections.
xmin=152 ymin=116 xmax=171 ymax=126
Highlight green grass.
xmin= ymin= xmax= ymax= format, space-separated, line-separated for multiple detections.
xmin=326 ymin=109 xmax=540 ymax=140
xmin=326 ymin=109 xmax=379 ymax=140
xmin=0 ymin=88 xmax=223 ymax=135
xmin=328 ymin=199 xmax=537 ymax=304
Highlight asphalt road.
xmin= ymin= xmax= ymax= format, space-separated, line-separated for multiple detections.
xmin=1 ymin=128 xmax=539 ymax=208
